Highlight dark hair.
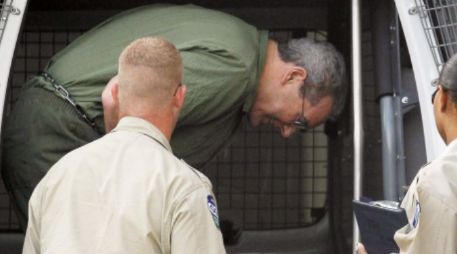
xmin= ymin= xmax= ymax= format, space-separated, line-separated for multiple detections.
xmin=439 ymin=53 xmax=457 ymax=104
xmin=277 ymin=38 xmax=347 ymax=120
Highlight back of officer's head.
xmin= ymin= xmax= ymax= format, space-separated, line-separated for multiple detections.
xmin=439 ymin=53 xmax=457 ymax=105
xmin=118 ymin=37 xmax=182 ymax=110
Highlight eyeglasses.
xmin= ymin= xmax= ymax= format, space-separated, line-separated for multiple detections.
xmin=292 ymin=94 xmax=310 ymax=132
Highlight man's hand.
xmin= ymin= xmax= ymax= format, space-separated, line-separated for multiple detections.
xmin=356 ymin=243 xmax=368 ymax=254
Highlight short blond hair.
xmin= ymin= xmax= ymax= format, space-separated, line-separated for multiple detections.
xmin=118 ymin=37 xmax=182 ymax=108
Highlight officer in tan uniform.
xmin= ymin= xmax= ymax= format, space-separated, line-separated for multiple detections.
xmin=22 ymin=37 xmax=226 ymax=254
xmin=358 ymin=55 xmax=457 ymax=254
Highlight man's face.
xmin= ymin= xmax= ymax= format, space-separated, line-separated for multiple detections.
xmin=249 ymin=90 xmax=334 ymax=138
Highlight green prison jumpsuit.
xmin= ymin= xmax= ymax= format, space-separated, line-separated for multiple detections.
xmin=2 ymin=4 xmax=268 ymax=230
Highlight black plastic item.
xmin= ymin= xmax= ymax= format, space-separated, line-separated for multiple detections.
xmin=220 ymin=219 xmax=242 ymax=246
xmin=353 ymin=200 xmax=408 ymax=254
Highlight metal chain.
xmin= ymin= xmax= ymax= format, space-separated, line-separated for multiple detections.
xmin=41 ymin=72 xmax=96 ymax=128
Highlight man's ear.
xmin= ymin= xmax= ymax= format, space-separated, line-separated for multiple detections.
xmin=438 ymin=86 xmax=449 ymax=112
xmin=111 ymin=80 xmax=119 ymax=105
xmin=281 ymin=66 xmax=307 ymax=86
xmin=174 ymin=84 xmax=187 ymax=109
xmin=102 ymin=76 xmax=120 ymax=111
xmin=102 ymin=76 xmax=120 ymax=133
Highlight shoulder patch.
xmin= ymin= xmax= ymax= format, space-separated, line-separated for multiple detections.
xmin=207 ymin=195 xmax=220 ymax=230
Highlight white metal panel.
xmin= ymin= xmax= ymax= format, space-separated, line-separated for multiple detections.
xmin=352 ymin=0 xmax=363 ymax=252
xmin=0 ymin=0 xmax=27 ymax=130
xmin=394 ymin=0 xmax=445 ymax=161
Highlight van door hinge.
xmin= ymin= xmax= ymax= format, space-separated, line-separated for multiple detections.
xmin=2 ymin=5 xmax=21 ymax=16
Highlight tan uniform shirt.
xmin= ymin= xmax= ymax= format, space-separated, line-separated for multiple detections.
xmin=23 ymin=116 xmax=225 ymax=254
xmin=394 ymin=140 xmax=457 ymax=253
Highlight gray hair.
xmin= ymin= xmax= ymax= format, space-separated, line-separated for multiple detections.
xmin=439 ymin=53 xmax=457 ymax=104
xmin=277 ymin=38 xmax=347 ymax=120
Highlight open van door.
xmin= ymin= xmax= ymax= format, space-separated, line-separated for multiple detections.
xmin=0 ymin=1 xmax=28 ymax=252
xmin=0 ymin=0 xmax=27 ymax=127
xmin=350 ymin=0 xmax=457 ymax=252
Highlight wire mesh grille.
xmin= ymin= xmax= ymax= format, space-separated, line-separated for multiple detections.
xmin=0 ymin=29 xmax=83 ymax=231
xmin=0 ymin=24 xmax=329 ymax=232
xmin=415 ymin=0 xmax=457 ymax=69
xmin=200 ymin=30 xmax=330 ymax=230
xmin=202 ymin=121 xmax=328 ymax=230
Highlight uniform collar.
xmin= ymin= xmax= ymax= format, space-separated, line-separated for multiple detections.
xmin=443 ymin=138 xmax=457 ymax=152
xmin=449 ymin=138 xmax=457 ymax=146
xmin=112 ymin=116 xmax=172 ymax=152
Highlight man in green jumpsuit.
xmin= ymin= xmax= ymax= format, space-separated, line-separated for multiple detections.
xmin=2 ymin=4 xmax=347 ymax=230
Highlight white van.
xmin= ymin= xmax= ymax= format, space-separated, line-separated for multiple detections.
xmin=0 ymin=0 xmax=451 ymax=253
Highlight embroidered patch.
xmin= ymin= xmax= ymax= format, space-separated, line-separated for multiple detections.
xmin=411 ymin=200 xmax=421 ymax=228
xmin=207 ymin=195 xmax=220 ymax=229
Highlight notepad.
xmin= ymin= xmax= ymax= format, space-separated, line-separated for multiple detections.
xmin=353 ymin=200 xmax=408 ymax=254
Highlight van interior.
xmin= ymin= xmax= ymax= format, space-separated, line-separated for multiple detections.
xmin=1 ymin=0 xmax=454 ymax=253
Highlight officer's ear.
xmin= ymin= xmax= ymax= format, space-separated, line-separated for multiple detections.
xmin=102 ymin=76 xmax=120 ymax=132
xmin=173 ymin=84 xmax=186 ymax=110
xmin=111 ymin=81 xmax=119 ymax=106
xmin=102 ymin=76 xmax=120 ymax=107
xmin=437 ymin=86 xmax=449 ymax=113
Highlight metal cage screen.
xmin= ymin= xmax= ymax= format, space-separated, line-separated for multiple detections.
xmin=415 ymin=0 xmax=457 ymax=69
xmin=0 ymin=14 xmax=329 ymax=232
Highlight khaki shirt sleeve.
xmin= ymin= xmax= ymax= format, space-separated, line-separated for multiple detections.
xmin=22 ymin=183 xmax=44 ymax=254
xmin=170 ymin=187 xmax=226 ymax=254
xmin=395 ymin=187 xmax=457 ymax=253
